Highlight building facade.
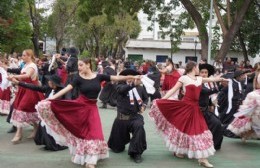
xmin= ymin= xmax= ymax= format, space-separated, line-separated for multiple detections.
xmin=125 ymin=10 xmax=251 ymax=65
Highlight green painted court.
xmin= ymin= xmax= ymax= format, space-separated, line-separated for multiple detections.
xmin=0 ymin=105 xmax=259 ymax=168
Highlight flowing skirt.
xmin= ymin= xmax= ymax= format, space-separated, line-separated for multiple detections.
xmin=11 ymin=80 xmax=44 ymax=127
xmin=36 ymin=95 xmax=109 ymax=165
xmin=228 ymin=90 xmax=260 ymax=138
xmin=149 ymin=99 xmax=215 ymax=159
xmin=0 ymin=87 xmax=11 ymax=115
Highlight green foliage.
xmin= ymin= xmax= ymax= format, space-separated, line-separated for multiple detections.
xmin=236 ymin=1 xmax=260 ymax=58
xmin=78 ymin=50 xmax=91 ymax=59
xmin=0 ymin=0 xmax=32 ymax=53
xmin=47 ymin=0 xmax=79 ymax=52
xmin=211 ymin=25 xmax=221 ymax=58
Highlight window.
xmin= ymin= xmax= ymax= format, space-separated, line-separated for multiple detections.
xmin=182 ymin=37 xmax=195 ymax=42
xmin=127 ymin=54 xmax=143 ymax=62
xmin=185 ymin=56 xmax=197 ymax=63
xmin=156 ymin=55 xmax=168 ymax=63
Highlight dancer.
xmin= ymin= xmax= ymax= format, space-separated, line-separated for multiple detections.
xmin=159 ymin=58 xmax=181 ymax=99
xmin=11 ymin=74 xmax=67 ymax=151
xmin=64 ymin=47 xmax=79 ymax=99
xmin=108 ymin=69 xmax=148 ymax=163
xmin=36 ymin=58 xmax=139 ymax=168
xmin=99 ymin=60 xmax=117 ymax=108
xmin=218 ymin=70 xmax=247 ymax=138
xmin=199 ymin=64 xmax=223 ymax=150
xmin=0 ymin=64 xmax=12 ymax=115
xmin=228 ymin=71 xmax=260 ymax=141
xmin=149 ymin=61 xmax=227 ymax=168
xmin=1 ymin=49 xmax=44 ymax=144
xmin=147 ymin=63 xmax=161 ymax=102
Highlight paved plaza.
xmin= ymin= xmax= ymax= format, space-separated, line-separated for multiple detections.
xmin=0 ymin=104 xmax=259 ymax=168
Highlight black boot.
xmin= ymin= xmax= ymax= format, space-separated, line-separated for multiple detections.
xmin=7 ymin=126 xmax=17 ymax=133
xmin=131 ymin=154 xmax=143 ymax=163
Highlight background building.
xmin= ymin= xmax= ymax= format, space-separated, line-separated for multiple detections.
xmin=125 ymin=10 xmax=251 ymax=65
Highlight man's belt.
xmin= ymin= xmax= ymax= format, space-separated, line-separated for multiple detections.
xmin=200 ymin=106 xmax=208 ymax=112
xmin=117 ymin=113 xmax=133 ymax=120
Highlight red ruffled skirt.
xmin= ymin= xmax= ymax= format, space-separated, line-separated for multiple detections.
xmin=11 ymin=79 xmax=44 ymax=127
xmin=0 ymin=87 xmax=11 ymax=115
xmin=149 ymin=99 xmax=215 ymax=159
xmin=36 ymin=95 xmax=108 ymax=165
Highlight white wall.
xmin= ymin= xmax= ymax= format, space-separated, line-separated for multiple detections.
xmin=126 ymin=48 xmax=201 ymax=64
xmin=126 ymin=48 xmax=246 ymax=65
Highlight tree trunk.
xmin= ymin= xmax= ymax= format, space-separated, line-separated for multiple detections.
xmin=214 ymin=0 xmax=227 ymax=35
xmin=237 ymin=30 xmax=249 ymax=62
xmin=215 ymin=0 xmax=252 ymax=61
xmin=227 ymin=0 xmax=231 ymax=27
xmin=180 ymin=0 xmax=209 ymax=60
xmin=56 ymin=38 xmax=62 ymax=53
xmin=32 ymin=33 xmax=39 ymax=57
xmin=28 ymin=1 xmax=40 ymax=57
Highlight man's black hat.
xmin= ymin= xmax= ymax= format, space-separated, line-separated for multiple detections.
xmin=68 ymin=47 xmax=78 ymax=57
xmin=233 ymin=70 xmax=247 ymax=78
xmin=199 ymin=64 xmax=215 ymax=77
xmin=119 ymin=69 xmax=140 ymax=76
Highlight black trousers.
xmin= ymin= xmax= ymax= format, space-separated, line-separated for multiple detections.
xmin=108 ymin=114 xmax=147 ymax=156
xmin=203 ymin=110 xmax=223 ymax=150
xmin=148 ymin=90 xmax=161 ymax=102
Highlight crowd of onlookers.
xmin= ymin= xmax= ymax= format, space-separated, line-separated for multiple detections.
xmin=1 ymin=51 xmax=257 ymax=84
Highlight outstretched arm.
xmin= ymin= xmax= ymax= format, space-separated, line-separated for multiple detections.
xmin=110 ymin=75 xmax=137 ymax=81
xmin=48 ymin=84 xmax=73 ymax=100
xmin=162 ymin=81 xmax=183 ymax=99
xmin=202 ymin=77 xmax=228 ymax=83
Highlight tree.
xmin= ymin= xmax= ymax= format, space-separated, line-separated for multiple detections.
xmin=213 ymin=0 xmax=253 ymax=61
xmin=48 ymin=0 xmax=79 ymax=52
xmin=228 ymin=0 xmax=259 ymax=61
xmin=0 ymin=0 xmax=32 ymax=53
xmin=76 ymin=0 xmax=141 ymax=58
xmin=142 ymin=0 xmax=254 ymax=61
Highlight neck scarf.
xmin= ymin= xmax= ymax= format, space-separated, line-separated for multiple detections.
xmin=129 ymin=87 xmax=142 ymax=105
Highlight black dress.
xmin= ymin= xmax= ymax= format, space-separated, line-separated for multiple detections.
xmin=18 ymin=82 xmax=67 ymax=151
xmin=199 ymin=84 xmax=223 ymax=150
xmin=108 ymin=83 xmax=148 ymax=157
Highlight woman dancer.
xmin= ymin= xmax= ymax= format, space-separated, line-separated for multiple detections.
xmin=228 ymin=71 xmax=260 ymax=141
xmin=1 ymin=49 xmax=44 ymax=143
xmin=159 ymin=58 xmax=181 ymax=99
xmin=11 ymin=74 xmax=67 ymax=151
xmin=0 ymin=60 xmax=12 ymax=115
xmin=36 ymin=58 xmax=139 ymax=168
xmin=149 ymin=61 xmax=227 ymax=168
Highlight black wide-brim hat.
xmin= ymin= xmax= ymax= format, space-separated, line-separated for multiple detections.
xmin=233 ymin=70 xmax=247 ymax=78
xmin=68 ymin=47 xmax=78 ymax=57
xmin=119 ymin=69 xmax=141 ymax=76
xmin=199 ymin=64 xmax=215 ymax=77
xmin=45 ymin=74 xmax=64 ymax=87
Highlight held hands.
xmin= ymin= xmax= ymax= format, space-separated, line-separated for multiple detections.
xmin=219 ymin=77 xmax=229 ymax=82
xmin=214 ymin=76 xmax=228 ymax=82
xmin=55 ymin=54 xmax=61 ymax=59
xmin=10 ymin=78 xmax=19 ymax=85
xmin=7 ymin=75 xmax=15 ymax=81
